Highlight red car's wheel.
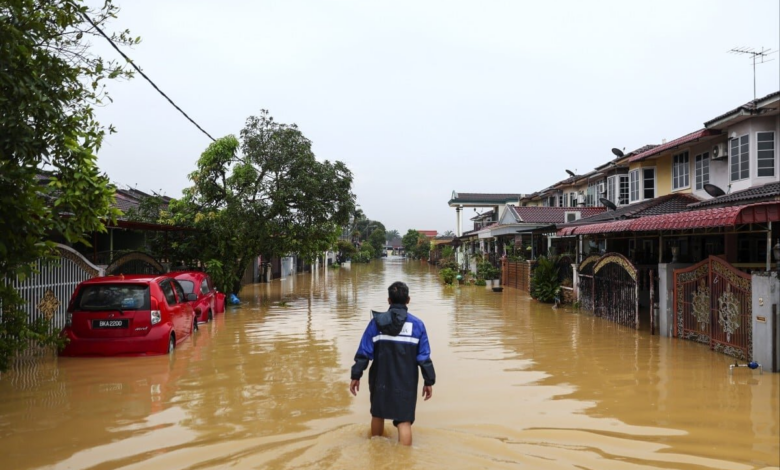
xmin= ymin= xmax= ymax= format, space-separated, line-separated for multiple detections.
xmin=167 ymin=333 xmax=175 ymax=354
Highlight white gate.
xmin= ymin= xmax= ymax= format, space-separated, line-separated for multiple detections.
xmin=4 ymin=244 xmax=103 ymax=331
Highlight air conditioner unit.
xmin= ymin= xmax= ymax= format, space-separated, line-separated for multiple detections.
xmin=566 ymin=212 xmax=579 ymax=223
xmin=711 ymin=143 xmax=727 ymax=160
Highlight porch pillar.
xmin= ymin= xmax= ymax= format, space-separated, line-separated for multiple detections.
xmin=766 ymin=222 xmax=772 ymax=272
xmin=456 ymin=206 xmax=462 ymax=237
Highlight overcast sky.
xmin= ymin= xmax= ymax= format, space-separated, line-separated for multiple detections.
xmin=90 ymin=0 xmax=779 ymax=235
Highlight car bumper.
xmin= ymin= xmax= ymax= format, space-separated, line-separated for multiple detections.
xmin=59 ymin=326 xmax=172 ymax=357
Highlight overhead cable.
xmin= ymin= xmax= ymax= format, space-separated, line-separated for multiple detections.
xmin=81 ymin=12 xmax=217 ymax=142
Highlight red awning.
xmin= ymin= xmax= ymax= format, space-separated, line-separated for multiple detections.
xmin=628 ymin=129 xmax=721 ymax=163
xmin=556 ymin=202 xmax=780 ymax=236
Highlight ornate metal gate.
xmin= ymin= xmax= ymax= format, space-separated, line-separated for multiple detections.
xmin=577 ymin=255 xmax=600 ymax=311
xmin=3 ymin=244 xmax=103 ymax=331
xmin=673 ymin=256 xmax=752 ymax=360
xmin=593 ymin=253 xmax=639 ymax=329
xmin=105 ymin=251 xmax=165 ymax=275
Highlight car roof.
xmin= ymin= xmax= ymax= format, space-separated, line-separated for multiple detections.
xmin=169 ymin=271 xmax=207 ymax=281
xmin=80 ymin=274 xmax=171 ymax=285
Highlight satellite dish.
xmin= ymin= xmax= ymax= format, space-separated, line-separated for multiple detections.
xmin=703 ymin=183 xmax=726 ymax=198
xmin=565 ymin=169 xmax=576 ymax=177
xmin=611 ymin=148 xmax=624 ymax=158
xmin=599 ymin=197 xmax=617 ymax=211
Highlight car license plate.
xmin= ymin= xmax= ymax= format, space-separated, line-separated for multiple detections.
xmin=92 ymin=319 xmax=129 ymax=329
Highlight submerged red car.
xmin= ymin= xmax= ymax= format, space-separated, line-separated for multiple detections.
xmin=170 ymin=271 xmax=222 ymax=324
xmin=60 ymin=274 xmax=198 ymax=356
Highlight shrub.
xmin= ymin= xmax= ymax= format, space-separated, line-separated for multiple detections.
xmin=478 ymin=261 xmax=499 ymax=280
xmin=474 ymin=279 xmax=487 ymax=286
xmin=439 ymin=267 xmax=457 ymax=285
xmin=531 ymin=256 xmax=561 ymax=303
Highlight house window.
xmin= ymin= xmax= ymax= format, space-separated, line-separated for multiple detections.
xmin=730 ymin=134 xmax=749 ymax=181
xmin=618 ymin=175 xmax=629 ymax=205
xmin=569 ymin=192 xmax=577 ymax=207
xmin=694 ymin=152 xmax=710 ymax=190
xmin=757 ymin=132 xmax=775 ymax=177
xmin=606 ymin=176 xmax=616 ymax=204
xmin=558 ymin=194 xmax=564 ymax=207
xmin=672 ymin=151 xmax=690 ymax=190
xmin=629 ymin=169 xmax=640 ymax=202
xmin=586 ymin=180 xmax=602 ymax=207
xmin=643 ymin=168 xmax=655 ymax=199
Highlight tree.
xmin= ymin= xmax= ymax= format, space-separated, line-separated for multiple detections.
xmin=0 ymin=1 xmax=136 ymax=371
xmin=414 ymin=235 xmax=431 ymax=260
xmin=367 ymin=227 xmax=386 ymax=258
xmin=402 ymin=230 xmax=420 ymax=257
xmin=385 ymin=229 xmax=400 ymax=242
xmin=441 ymin=230 xmax=455 ymax=237
xmin=182 ymin=112 xmax=356 ymax=293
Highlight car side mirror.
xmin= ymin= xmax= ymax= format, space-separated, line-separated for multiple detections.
xmin=186 ymin=293 xmax=198 ymax=302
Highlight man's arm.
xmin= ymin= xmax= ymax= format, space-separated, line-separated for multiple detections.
xmin=416 ymin=324 xmax=436 ymax=387
xmin=350 ymin=321 xmax=375 ymax=395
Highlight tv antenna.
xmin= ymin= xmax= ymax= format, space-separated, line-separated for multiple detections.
xmin=728 ymin=47 xmax=777 ymax=101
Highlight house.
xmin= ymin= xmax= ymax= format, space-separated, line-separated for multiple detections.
xmin=448 ymin=91 xmax=780 ymax=369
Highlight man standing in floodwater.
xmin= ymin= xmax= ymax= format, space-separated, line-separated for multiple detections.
xmin=349 ymin=281 xmax=436 ymax=446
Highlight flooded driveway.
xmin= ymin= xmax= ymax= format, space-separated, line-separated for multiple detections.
xmin=0 ymin=258 xmax=777 ymax=469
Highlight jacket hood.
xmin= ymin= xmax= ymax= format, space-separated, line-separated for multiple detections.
xmin=371 ymin=304 xmax=408 ymax=336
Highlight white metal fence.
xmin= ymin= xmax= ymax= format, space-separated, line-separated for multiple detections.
xmin=3 ymin=244 xmax=103 ymax=331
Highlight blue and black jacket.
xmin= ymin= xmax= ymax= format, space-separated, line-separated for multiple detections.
xmin=351 ymin=304 xmax=435 ymax=423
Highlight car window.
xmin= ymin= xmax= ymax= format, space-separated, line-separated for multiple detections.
xmin=177 ymin=280 xmax=195 ymax=294
xmin=77 ymin=284 xmax=150 ymax=311
xmin=160 ymin=281 xmax=177 ymax=306
xmin=200 ymin=279 xmax=210 ymax=295
xmin=172 ymin=280 xmax=186 ymax=303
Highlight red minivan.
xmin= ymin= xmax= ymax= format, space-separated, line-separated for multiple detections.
xmin=60 ymin=274 xmax=198 ymax=356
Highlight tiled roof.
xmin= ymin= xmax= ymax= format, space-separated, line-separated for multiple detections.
xmin=470 ymin=209 xmax=494 ymax=221
xmin=628 ymin=129 xmax=721 ymax=163
xmin=562 ymin=194 xmax=700 ymax=226
xmin=704 ymin=91 xmax=780 ymax=128
xmin=417 ymin=230 xmax=438 ymax=237
xmin=559 ymin=202 xmax=780 ymax=235
xmin=689 ymin=182 xmax=780 ymax=208
xmin=508 ymin=206 xmax=607 ymax=224
xmin=625 ymin=144 xmax=659 ymax=157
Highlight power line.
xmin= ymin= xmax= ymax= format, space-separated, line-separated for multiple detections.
xmin=81 ymin=12 xmax=217 ymax=142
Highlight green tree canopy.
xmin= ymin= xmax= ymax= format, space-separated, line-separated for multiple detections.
xmin=402 ymin=230 xmax=420 ymax=257
xmin=367 ymin=227 xmax=387 ymax=258
xmin=181 ymin=111 xmax=356 ymax=293
xmin=0 ymin=0 xmax=136 ymax=371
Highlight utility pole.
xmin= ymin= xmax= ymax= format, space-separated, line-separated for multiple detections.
xmin=728 ymin=47 xmax=776 ymax=101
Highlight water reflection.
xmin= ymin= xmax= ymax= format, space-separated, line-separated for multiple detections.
xmin=0 ymin=259 xmax=776 ymax=470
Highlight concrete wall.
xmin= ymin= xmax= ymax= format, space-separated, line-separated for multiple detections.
xmin=751 ymin=272 xmax=780 ymax=372
xmin=657 ymin=262 xmax=693 ymax=337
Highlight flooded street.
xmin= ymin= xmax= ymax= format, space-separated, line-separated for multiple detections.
xmin=0 ymin=258 xmax=778 ymax=470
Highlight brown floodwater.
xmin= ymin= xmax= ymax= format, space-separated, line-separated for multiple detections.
xmin=0 ymin=258 xmax=778 ymax=470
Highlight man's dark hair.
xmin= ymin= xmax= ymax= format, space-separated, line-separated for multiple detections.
xmin=388 ymin=281 xmax=409 ymax=304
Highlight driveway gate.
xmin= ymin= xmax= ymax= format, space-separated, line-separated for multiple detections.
xmin=3 ymin=244 xmax=103 ymax=331
xmin=673 ymin=256 xmax=752 ymax=360
xmin=593 ymin=253 xmax=639 ymax=329
xmin=577 ymin=255 xmax=600 ymax=311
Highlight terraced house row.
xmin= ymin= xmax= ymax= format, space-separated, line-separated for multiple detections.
xmin=447 ymin=91 xmax=780 ymax=372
